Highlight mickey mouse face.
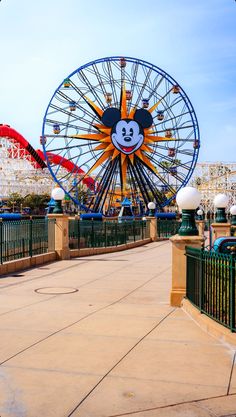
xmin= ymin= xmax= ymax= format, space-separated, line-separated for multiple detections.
xmin=111 ymin=119 xmax=143 ymax=155
xmin=101 ymin=106 xmax=153 ymax=156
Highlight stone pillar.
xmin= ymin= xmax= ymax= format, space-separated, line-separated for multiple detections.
xmin=149 ymin=217 xmax=157 ymax=241
xmin=170 ymin=234 xmax=204 ymax=307
xmin=196 ymin=220 xmax=205 ymax=237
xmin=47 ymin=214 xmax=70 ymax=260
xmin=211 ymin=223 xmax=231 ymax=240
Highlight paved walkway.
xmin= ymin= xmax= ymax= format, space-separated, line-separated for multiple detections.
xmin=0 ymin=241 xmax=235 ymax=417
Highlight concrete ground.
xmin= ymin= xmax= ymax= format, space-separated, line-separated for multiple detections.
xmin=0 ymin=241 xmax=235 ymax=417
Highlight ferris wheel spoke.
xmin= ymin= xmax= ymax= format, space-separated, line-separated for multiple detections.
xmin=48 ymin=103 xmax=95 ymax=125
xmin=137 ymin=162 xmax=165 ymax=206
xmin=106 ymin=61 xmax=119 ymax=105
xmin=77 ymin=70 xmax=105 ymax=109
xmin=141 ymin=158 xmax=176 ymax=193
xmin=57 ymin=90 xmax=99 ymax=122
xmin=93 ymin=159 xmax=118 ymax=212
xmin=136 ymin=161 xmax=164 ymax=206
xmin=153 ymin=109 xmax=191 ymax=127
xmin=164 ymin=96 xmax=187 ymax=114
xmin=127 ymin=62 xmax=140 ymax=114
xmin=92 ymin=64 xmax=108 ymax=97
xmin=129 ymin=163 xmax=150 ymax=207
xmin=146 ymin=152 xmax=185 ymax=184
xmin=47 ymin=143 xmax=92 ymax=154
xmin=99 ymin=162 xmax=119 ymax=212
xmin=132 ymin=67 xmax=153 ymax=110
xmin=146 ymin=75 xmax=165 ymax=102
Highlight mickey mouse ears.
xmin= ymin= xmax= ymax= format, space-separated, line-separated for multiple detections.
xmin=134 ymin=108 xmax=153 ymax=128
xmin=101 ymin=107 xmax=153 ymax=128
xmin=101 ymin=108 xmax=121 ymax=127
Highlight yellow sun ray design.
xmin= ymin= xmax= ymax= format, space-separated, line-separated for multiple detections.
xmin=72 ymin=90 xmax=175 ymax=191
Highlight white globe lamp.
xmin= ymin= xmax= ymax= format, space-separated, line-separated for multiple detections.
xmin=197 ymin=208 xmax=204 ymax=220
xmin=230 ymin=205 xmax=236 ymax=226
xmin=176 ymin=187 xmax=201 ymax=235
xmin=213 ymin=193 xmax=229 ymax=223
xmin=51 ymin=187 xmax=65 ymax=214
xmin=147 ymin=201 xmax=156 ymax=216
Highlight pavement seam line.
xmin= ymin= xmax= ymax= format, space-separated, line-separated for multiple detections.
xmin=0 ymin=294 xmax=59 ymax=318
xmin=227 ymin=350 xmax=236 ymax=395
xmin=67 ymin=308 xmax=176 ymax=417
xmin=104 ymin=392 xmax=236 ymax=417
xmin=0 ymin=264 xmax=172 ymax=366
xmin=0 ymin=252 xmax=170 ymax=320
xmin=0 ymin=241 xmax=169 ymax=290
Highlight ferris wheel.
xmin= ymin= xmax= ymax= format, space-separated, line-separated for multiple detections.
xmin=42 ymin=56 xmax=200 ymax=213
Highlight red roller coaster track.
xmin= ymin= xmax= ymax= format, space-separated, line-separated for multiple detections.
xmin=0 ymin=124 xmax=95 ymax=189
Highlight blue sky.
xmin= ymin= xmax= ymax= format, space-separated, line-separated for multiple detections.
xmin=0 ymin=0 xmax=235 ymax=162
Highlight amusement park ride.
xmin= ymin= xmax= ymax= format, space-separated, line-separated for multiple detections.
xmin=41 ymin=56 xmax=200 ymax=214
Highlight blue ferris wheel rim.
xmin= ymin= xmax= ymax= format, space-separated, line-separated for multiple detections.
xmin=42 ymin=56 xmax=200 ymax=210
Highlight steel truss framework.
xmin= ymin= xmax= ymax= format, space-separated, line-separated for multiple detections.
xmin=42 ymin=56 xmax=200 ymax=214
xmin=191 ymin=162 xmax=236 ymax=214
xmin=0 ymin=136 xmax=54 ymax=198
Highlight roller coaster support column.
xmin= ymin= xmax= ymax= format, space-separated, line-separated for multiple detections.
xmin=47 ymin=214 xmax=70 ymax=260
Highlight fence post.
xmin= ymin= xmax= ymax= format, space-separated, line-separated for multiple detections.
xmin=229 ymin=255 xmax=235 ymax=331
xmin=0 ymin=219 xmax=2 ymax=264
xmin=141 ymin=220 xmax=144 ymax=240
xmin=170 ymin=234 xmax=205 ymax=307
xmin=104 ymin=221 xmax=107 ymax=247
xmin=199 ymin=248 xmax=204 ymax=313
xmin=77 ymin=217 xmax=80 ymax=249
xmin=133 ymin=221 xmax=135 ymax=242
xmin=91 ymin=219 xmax=94 ymax=248
xmin=29 ymin=216 xmax=33 ymax=257
xmin=115 ymin=222 xmax=118 ymax=246
xmin=47 ymin=214 xmax=70 ymax=260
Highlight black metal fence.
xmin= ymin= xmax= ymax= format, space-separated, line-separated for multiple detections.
xmin=0 ymin=218 xmax=55 ymax=263
xmin=69 ymin=219 xmax=150 ymax=249
xmin=157 ymin=219 xmax=180 ymax=238
xmin=186 ymin=246 xmax=236 ymax=332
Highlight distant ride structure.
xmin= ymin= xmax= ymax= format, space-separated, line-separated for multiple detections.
xmin=191 ymin=162 xmax=236 ymax=214
xmin=0 ymin=124 xmax=93 ymax=200
xmin=42 ymin=56 xmax=200 ymax=214
xmin=0 ymin=124 xmax=52 ymax=198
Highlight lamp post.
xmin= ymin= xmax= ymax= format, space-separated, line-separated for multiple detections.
xmin=147 ymin=201 xmax=156 ymax=217
xmin=197 ymin=208 xmax=204 ymax=220
xmin=176 ymin=186 xmax=201 ymax=236
xmin=213 ymin=193 xmax=229 ymax=223
xmin=230 ymin=205 xmax=236 ymax=226
xmin=51 ymin=187 xmax=65 ymax=214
